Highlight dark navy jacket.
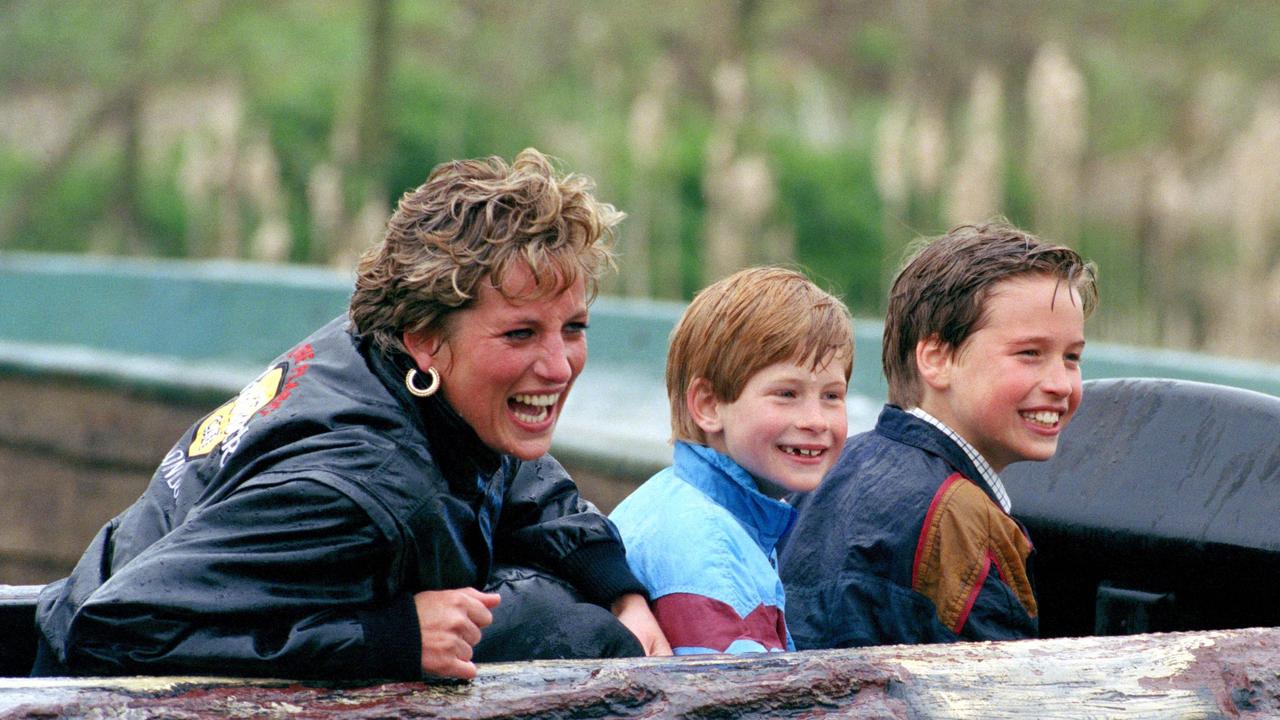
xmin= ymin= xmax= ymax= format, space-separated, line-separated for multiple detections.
xmin=778 ymin=405 xmax=1038 ymax=649
xmin=34 ymin=315 xmax=642 ymax=679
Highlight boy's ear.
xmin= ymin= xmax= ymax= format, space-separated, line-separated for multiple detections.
xmin=915 ymin=334 xmax=954 ymax=391
xmin=687 ymin=378 xmax=724 ymax=435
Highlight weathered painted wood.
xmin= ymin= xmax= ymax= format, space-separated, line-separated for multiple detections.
xmin=1 ymin=627 xmax=1276 ymax=719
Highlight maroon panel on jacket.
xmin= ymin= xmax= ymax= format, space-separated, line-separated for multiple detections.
xmin=652 ymin=592 xmax=787 ymax=652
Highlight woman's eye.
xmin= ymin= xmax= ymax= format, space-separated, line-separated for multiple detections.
xmin=505 ymin=329 xmax=534 ymax=341
xmin=565 ymin=322 xmax=589 ymax=335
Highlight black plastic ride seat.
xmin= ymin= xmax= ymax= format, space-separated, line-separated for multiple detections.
xmin=0 ymin=585 xmax=40 ymax=676
xmin=1003 ymin=378 xmax=1280 ymax=638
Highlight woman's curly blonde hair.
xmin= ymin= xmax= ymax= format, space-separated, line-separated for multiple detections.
xmin=350 ymin=148 xmax=623 ymax=355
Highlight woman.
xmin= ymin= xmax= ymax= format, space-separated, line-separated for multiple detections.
xmin=33 ymin=149 xmax=669 ymax=681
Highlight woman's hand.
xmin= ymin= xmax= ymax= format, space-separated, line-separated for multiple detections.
xmin=611 ymin=592 xmax=673 ymax=656
xmin=413 ymin=587 xmax=502 ymax=680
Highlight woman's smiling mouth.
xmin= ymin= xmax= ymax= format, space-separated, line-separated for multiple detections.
xmin=510 ymin=393 xmax=561 ymax=424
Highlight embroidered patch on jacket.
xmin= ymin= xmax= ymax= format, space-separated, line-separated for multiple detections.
xmin=911 ymin=473 xmax=1037 ymax=633
xmin=163 ymin=343 xmax=314 ymax=499
xmin=187 ymin=363 xmax=288 ymax=459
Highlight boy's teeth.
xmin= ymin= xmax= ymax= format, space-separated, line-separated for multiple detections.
xmin=1022 ymin=410 xmax=1060 ymax=426
xmin=785 ymin=447 xmax=822 ymax=457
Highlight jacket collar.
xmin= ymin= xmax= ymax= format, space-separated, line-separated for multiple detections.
xmin=358 ymin=327 xmax=501 ymax=494
xmin=874 ymin=404 xmax=1005 ymax=508
xmin=906 ymin=407 xmax=1011 ymax=513
xmin=672 ymin=441 xmax=796 ymax=555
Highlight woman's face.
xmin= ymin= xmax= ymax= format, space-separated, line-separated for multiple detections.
xmin=405 ymin=264 xmax=588 ymax=460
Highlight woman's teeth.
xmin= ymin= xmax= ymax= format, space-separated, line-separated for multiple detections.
xmin=511 ymin=393 xmax=559 ymax=423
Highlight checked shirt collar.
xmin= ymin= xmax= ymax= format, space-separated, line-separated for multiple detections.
xmin=907 ymin=406 xmax=1012 ymax=514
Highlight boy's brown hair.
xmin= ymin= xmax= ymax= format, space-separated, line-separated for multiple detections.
xmin=883 ymin=220 xmax=1099 ymax=408
xmin=667 ymin=266 xmax=854 ymax=444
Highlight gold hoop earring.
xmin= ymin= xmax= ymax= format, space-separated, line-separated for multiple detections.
xmin=405 ymin=367 xmax=440 ymax=398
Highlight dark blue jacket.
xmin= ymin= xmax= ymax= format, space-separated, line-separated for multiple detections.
xmin=34 ymin=315 xmax=642 ymax=679
xmin=778 ymin=405 xmax=1038 ymax=649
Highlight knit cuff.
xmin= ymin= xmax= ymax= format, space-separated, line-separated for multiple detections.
xmin=557 ymin=541 xmax=648 ymax=607
xmin=358 ymin=592 xmax=422 ymax=680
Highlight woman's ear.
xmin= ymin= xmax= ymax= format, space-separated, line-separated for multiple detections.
xmin=687 ymin=378 xmax=723 ymax=436
xmin=915 ymin=334 xmax=953 ymax=391
xmin=402 ymin=329 xmax=443 ymax=369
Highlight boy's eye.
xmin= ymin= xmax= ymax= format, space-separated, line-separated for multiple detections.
xmin=565 ymin=322 xmax=589 ymax=335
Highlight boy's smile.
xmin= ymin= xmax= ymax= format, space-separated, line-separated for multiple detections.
xmin=697 ymin=357 xmax=849 ymax=495
xmin=917 ymin=272 xmax=1085 ymax=473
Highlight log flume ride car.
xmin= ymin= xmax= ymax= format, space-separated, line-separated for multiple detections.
xmin=1 ymin=376 xmax=1277 ymax=718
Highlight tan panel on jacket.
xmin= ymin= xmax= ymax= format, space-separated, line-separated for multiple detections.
xmin=911 ymin=474 xmax=1037 ymax=633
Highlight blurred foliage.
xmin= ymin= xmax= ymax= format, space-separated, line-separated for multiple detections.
xmin=772 ymin=142 xmax=884 ymax=311
xmin=3 ymin=0 xmax=1280 ymax=359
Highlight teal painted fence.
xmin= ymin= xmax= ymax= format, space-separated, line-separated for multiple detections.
xmin=3 ymin=251 xmax=1279 ymax=470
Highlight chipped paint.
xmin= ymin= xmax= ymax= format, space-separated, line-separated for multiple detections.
xmin=889 ymin=632 xmax=1219 ymax=716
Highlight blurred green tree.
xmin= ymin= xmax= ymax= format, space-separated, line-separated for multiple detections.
xmin=3 ymin=0 xmax=1280 ymax=359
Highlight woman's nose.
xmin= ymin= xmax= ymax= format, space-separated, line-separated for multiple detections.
xmin=536 ymin=339 xmax=574 ymax=383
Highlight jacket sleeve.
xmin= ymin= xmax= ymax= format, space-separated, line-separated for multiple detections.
xmin=48 ymin=476 xmax=422 ymax=679
xmin=493 ymin=455 xmax=646 ymax=606
xmin=958 ymin=566 xmax=1040 ymax=640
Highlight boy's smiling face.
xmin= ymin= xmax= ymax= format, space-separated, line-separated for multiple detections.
xmin=692 ymin=356 xmax=849 ymax=496
xmin=916 ymin=272 xmax=1085 ymax=473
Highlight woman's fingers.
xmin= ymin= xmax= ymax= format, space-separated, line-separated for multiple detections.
xmin=414 ymin=588 xmax=502 ymax=679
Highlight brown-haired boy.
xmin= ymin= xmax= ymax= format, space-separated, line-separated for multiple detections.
xmin=610 ymin=267 xmax=854 ymax=654
xmin=779 ymin=221 xmax=1098 ymax=647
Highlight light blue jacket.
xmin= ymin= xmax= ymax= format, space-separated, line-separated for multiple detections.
xmin=610 ymin=442 xmax=797 ymax=655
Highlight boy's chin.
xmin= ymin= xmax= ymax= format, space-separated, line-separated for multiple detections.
xmin=754 ymin=473 xmax=825 ymax=499
xmin=1006 ymin=440 xmax=1062 ymax=467
xmin=753 ymin=476 xmax=793 ymax=499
